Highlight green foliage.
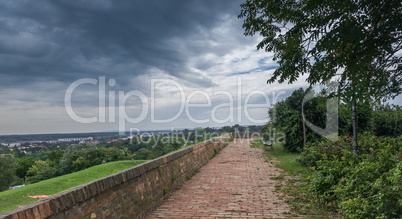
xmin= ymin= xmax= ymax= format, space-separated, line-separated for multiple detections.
xmin=239 ymin=0 xmax=402 ymax=102
xmin=338 ymin=102 xmax=373 ymax=135
xmin=71 ymin=157 xmax=90 ymax=172
xmin=8 ymin=141 xmax=140 ymax=185
xmin=133 ymin=148 xmax=153 ymax=160
xmin=335 ymin=160 xmax=401 ymax=218
xmin=308 ymin=151 xmax=358 ymax=205
xmin=60 ymin=144 xmax=107 ymax=173
xmin=11 ymin=148 xmax=24 ymax=158
xmin=15 ymin=157 xmax=34 ymax=179
xmin=371 ymin=104 xmax=402 ymax=137
xmin=267 ymin=88 xmax=326 ymax=152
xmin=298 ymin=137 xmax=353 ymax=167
xmin=26 ymin=160 xmax=54 ymax=183
xmin=103 ymin=147 xmax=125 ymax=162
xmin=300 ymin=135 xmax=402 ymax=218
xmin=44 ymin=150 xmax=65 ymax=166
xmin=0 ymin=156 xmax=17 ymax=191
xmin=265 ymin=86 xmax=398 ymax=154
xmin=163 ymin=187 xmax=170 ymax=195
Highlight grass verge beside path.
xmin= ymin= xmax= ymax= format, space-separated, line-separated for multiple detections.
xmin=251 ymin=139 xmax=339 ymax=218
xmin=0 ymin=160 xmax=147 ymax=214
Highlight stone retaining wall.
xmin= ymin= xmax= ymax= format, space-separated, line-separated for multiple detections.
xmin=0 ymin=135 xmax=230 ymax=219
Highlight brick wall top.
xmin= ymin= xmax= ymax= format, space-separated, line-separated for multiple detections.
xmin=0 ymin=135 xmax=230 ymax=219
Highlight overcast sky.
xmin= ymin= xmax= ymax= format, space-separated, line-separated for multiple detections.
xmin=1 ymin=0 xmax=400 ymax=135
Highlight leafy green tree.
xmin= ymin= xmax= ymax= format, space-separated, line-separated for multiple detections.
xmin=0 ymin=156 xmax=17 ymax=191
xmin=60 ymin=144 xmax=106 ymax=174
xmin=151 ymin=139 xmax=166 ymax=158
xmin=71 ymin=157 xmax=90 ymax=172
xmin=338 ymin=102 xmax=373 ymax=136
xmin=26 ymin=160 xmax=53 ymax=183
xmin=127 ymin=142 xmax=147 ymax=153
xmin=113 ymin=140 xmax=124 ymax=148
xmin=134 ymin=148 xmax=153 ymax=160
xmin=104 ymin=147 xmax=124 ymax=162
xmin=239 ymin=0 xmax=402 ymax=154
xmin=371 ymin=104 xmax=402 ymax=136
xmin=15 ymin=157 xmax=34 ymax=179
xmin=44 ymin=150 xmax=65 ymax=166
xmin=171 ymin=137 xmax=185 ymax=150
xmin=11 ymin=148 xmax=24 ymax=158
xmin=268 ymin=88 xmax=326 ymax=151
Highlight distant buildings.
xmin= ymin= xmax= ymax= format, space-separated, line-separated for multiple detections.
xmin=2 ymin=143 xmax=21 ymax=147
xmin=82 ymin=139 xmax=100 ymax=145
xmin=58 ymin=137 xmax=93 ymax=142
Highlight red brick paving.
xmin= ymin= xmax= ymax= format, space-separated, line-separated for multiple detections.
xmin=147 ymin=139 xmax=302 ymax=218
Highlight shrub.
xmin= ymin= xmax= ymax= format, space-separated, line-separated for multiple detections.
xmin=333 ymin=147 xmax=401 ymax=218
xmin=301 ymin=135 xmax=402 ymax=218
xmin=371 ymin=105 xmax=402 ymax=137
xmin=298 ymin=137 xmax=351 ymax=167
xmin=308 ymin=150 xmax=358 ymax=206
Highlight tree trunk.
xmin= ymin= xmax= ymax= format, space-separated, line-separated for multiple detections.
xmin=302 ymin=104 xmax=306 ymax=148
xmin=352 ymin=101 xmax=359 ymax=155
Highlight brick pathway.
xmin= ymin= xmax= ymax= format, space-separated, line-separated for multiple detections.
xmin=147 ymin=139 xmax=300 ymax=219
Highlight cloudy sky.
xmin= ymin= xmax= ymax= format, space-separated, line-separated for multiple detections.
xmin=0 ymin=0 xmax=400 ymax=135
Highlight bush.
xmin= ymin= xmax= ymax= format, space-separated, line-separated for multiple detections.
xmin=308 ymin=150 xmax=358 ymax=206
xmin=299 ymin=134 xmax=402 ymax=167
xmin=335 ymin=161 xmax=401 ymax=218
xmin=371 ymin=105 xmax=402 ymax=137
xmin=301 ymin=135 xmax=402 ymax=218
xmin=333 ymin=146 xmax=401 ymax=218
xmin=298 ymin=136 xmax=352 ymax=167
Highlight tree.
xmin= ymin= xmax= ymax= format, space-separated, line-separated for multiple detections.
xmin=104 ymin=147 xmax=124 ymax=162
xmin=71 ymin=157 xmax=90 ymax=172
xmin=45 ymin=150 xmax=65 ymax=166
xmin=371 ymin=104 xmax=402 ymax=136
xmin=11 ymin=148 xmax=24 ymax=158
xmin=60 ymin=144 xmax=105 ymax=174
xmin=15 ymin=157 xmax=35 ymax=179
xmin=239 ymin=0 xmax=402 ymax=155
xmin=134 ymin=148 xmax=153 ymax=160
xmin=26 ymin=160 xmax=53 ymax=183
xmin=0 ymin=156 xmax=17 ymax=191
xmin=268 ymin=88 xmax=326 ymax=152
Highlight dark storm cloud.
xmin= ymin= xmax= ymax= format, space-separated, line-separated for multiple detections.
xmin=0 ymin=0 xmax=244 ymax=89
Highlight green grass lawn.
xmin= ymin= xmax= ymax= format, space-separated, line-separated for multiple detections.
xmin=250 ymin=139 xmax=308 ymax=175
xmin=0 ymin=160 xmax=147 ymax=214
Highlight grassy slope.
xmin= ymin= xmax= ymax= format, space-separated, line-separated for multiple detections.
xmin=0 ymin=160 xmax=147 ymax=214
